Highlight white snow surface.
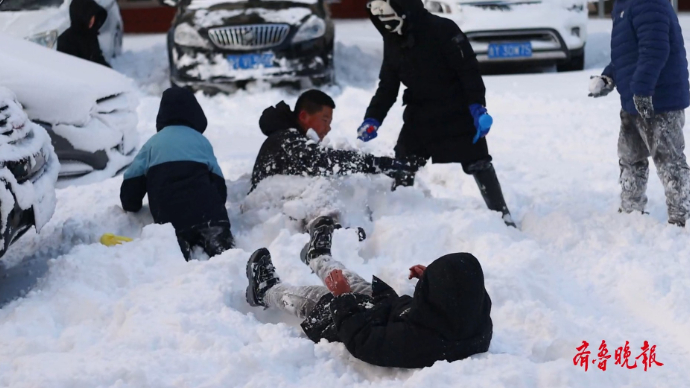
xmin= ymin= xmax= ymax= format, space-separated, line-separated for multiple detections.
xmin=2 ymin=16 xmax=690 ymax=387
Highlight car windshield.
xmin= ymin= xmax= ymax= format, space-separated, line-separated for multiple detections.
xmin=0 ymin=0 xmax=64 ymax=12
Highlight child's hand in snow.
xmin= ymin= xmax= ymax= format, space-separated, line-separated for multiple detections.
xmin=326 ymin=269 xmax=352 ymax=296
xmin=408 ymin=265 xmax=427 ymax=280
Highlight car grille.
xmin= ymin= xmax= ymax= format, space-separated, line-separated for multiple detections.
xmin=208 ymin=24 xmax=291 ymax=50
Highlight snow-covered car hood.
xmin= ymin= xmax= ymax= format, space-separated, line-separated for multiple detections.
xmin=182 ymin=1 xmax=322 ymax=28
xmin=0 ymin=32 xmax=135 ymax=126
xmin=431 ymin=0 xmax=587 ymax=32
xmin=0 ymin=6 xmax=68 ymax=39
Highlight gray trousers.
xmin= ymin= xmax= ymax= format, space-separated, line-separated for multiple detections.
xmin=618 ymin=110 xmax=690 ymax=223
xmin=263 ymin=256 xmax=372 ymax=319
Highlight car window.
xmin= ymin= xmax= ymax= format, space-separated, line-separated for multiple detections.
xmin=0 ymin=0 xmax=64 ymax=11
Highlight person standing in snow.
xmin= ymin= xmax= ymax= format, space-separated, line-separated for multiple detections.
xmin=589 ymin=0 xmax=690 ymax=227
xmin=356 ymin=0 xmax=515 ymax=227
xmin=57 ymin=0 xmax=111 ymax=68
xmin=249 ymin=89 xmax=419 ymax=192
xmin=245 ymin=216 xmax=493 ymax=368
xmin=120 ymin=87 xmax=234 ymax=261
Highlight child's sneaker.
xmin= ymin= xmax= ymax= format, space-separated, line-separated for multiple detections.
xmin=300 ymin=216 xmax=335 ymax=266
xmin=246 ymin=248 xmax=281 ymax=307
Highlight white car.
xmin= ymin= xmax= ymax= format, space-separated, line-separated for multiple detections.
xmin=0 ymin=86 xmax=59 ymax=259
xmin=0 ymin=33 xmax=139 ymax=183
xmin=423 ymin=0 xmax=588 ymax=71
xmin=0 ymin=0 xmax=123 ymax=60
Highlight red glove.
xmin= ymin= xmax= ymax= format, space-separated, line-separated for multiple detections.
xmin=408 ymin=264 xmax=427 ymax=280
xmin=325 ymin=269 xmax=352 ymax=296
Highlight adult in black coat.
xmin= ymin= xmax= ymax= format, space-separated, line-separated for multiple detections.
xmin=249 ymin=89 xmax=419 ymax=192
xmin=358 ymin=0 xmax=515 ymax=227
xmin=120 ymin=87 xmax=233 ymax=261
xmin=57 ymin=0 xmax=111 ymax=67
xmin=246 ymin=217 xmax=492 ymax=368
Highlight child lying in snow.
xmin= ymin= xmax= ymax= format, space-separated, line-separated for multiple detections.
xmin=245 ymin=216 xmax=493 ymax=368
xmin=120 ymin=87 xmax=234 ymax=261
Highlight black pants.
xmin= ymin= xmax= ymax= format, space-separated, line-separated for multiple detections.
xmin=176 ymin=221 xmax=234 ymax=261
xmin=395 ymin=104 xmax=492 ymax=172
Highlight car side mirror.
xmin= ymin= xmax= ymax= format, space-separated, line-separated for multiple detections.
xmin=158 ymin=0 xmax=180 ymax=7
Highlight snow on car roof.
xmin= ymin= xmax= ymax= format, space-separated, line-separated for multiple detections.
xmin=188 ymin=0 xmax=318 ymax=10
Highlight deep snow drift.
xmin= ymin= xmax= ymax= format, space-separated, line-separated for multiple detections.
xmin=1 ymin=17 xmax=689 ymax=388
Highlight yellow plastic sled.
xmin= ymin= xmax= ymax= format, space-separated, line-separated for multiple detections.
xmin=100 ymin=233 xmax=133 ymax=247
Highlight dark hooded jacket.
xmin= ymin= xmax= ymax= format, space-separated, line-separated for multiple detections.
xmin=120 ymin=87 xmax=229 ymax=232
xmin=365 ymin=0 xmax=485 ymax=144
xmin=57 ymin=0 xmax=111 ymax=67
xmin=249 ymin=101 xmax=408 ymax=192
xmin=301 ymin=253 xmax=493 ymax=368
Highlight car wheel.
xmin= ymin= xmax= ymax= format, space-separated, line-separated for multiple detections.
xmin=557 ymin=51 xmax=585 ymax=72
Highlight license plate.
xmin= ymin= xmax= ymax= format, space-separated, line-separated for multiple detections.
xmin=487 ymin=42 xmax=532 ymax=59
xmin=227 ymin=53 xmax=275 ymax=70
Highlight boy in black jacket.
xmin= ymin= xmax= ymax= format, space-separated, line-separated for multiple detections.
xmin=57 ymin=0 xmax=111 ymax=68
xmin=356 ymin=0 xmax=515 ymax=227
xmin=250 ymin=89 xmax=420 ymax=192
xmin=120 ymin=87 xmax=234 ymax=261
xmin=245 ymin=216 xmax=492 ymax=368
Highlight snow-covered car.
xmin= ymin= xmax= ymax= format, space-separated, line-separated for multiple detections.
xmin=0 ymin=87 xmax=59 ymax=260
xmin=423 ymin=0 xmax=588 ymax=71
xmin=0 ymin=33 xmax=139 ymax=182
xmin=165 ymin=0 xmax=335 ymax=92
xmin=0 ymin=0 xmax=123 ymax=61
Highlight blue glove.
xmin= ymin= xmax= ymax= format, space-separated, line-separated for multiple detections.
xmin=357 ymin=118 xmax=380 ymax=142
xmin=469 ymin=104 xmax=493 ymax=144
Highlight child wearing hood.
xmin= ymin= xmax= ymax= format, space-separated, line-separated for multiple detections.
xmin=245 ymin=216 xmax=492 ymax=368
xmin=120 ymin=87 xmax=234 ymax=261
xmin=57 ymin=0 xmax=111 ymax=67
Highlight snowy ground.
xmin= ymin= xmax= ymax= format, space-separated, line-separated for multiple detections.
xmin=2 ymin=16 xmax=690 ymax=387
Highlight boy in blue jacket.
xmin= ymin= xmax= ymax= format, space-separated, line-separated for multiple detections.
xmin=120 ymin=87 xmax=234 ymax=260
xmin=589 ymin=0 xmax=690 ymax=227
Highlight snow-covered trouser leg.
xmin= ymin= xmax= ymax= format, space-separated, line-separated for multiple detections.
xmin=641 ymin=111 xmax=690 ymax=223
xmin=618 ymin=110 xmax=650 ymax=213
xmin=619 ymin=110 xmax=690 ymax=222
xmin=263 ymin=284 xmax=330 ymax=319
xmin=309 ymin=255 xmax=372 ymax=296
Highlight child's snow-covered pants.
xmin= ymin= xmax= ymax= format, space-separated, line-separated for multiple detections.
xmin=263 ymin=255 xmax=372 ymax=319
xmin=618 ymin=110 xmax=690 ymax=224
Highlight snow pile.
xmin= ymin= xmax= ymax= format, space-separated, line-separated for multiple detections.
xmin=0 ymin=87 xmax=59 ymax=241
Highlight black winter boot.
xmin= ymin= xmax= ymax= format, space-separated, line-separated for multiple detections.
xmin=300 ymin=216 xmax=335 ymax=266
xmin=391 ymin=170 xmax=416 ymax=191
xmin=472 ymin=163 xmax=517 ymax=228
xmin=246 ymin=248 xmax=281 ymax=307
